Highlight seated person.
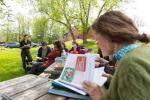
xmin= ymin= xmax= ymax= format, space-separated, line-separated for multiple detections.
xmin=69 ymin=41 xmax=85 ymax=54
xmin=69 ymin=41 xmax=80 ymax=54
xmin=37 ymin=42 xmax=51 ymax=62
xmin=29 ymin=40 xmax=63 ymax=75
xmin=83 ymin=11 xmax=150 ymax=100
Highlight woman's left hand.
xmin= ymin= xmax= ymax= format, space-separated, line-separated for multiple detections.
xmin=82 ymin=81 xmax=104 ymax=100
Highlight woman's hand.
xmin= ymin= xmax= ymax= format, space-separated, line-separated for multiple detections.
xmin=95 ymin=61 xmax=100 ymax=68
xmin=82 ymin=81 xmax=104 ymax=100
xmin=102 ymin=73 xmax=112 ymax=79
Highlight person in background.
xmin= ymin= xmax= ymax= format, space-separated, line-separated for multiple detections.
xmin=37 ymin=42 xmax=51 ymax=62
xmin=82 ymin=11 xmax=150 ymax=100
xmin=20 ymin=34 xmax=32 ymax=71
xmin=69 ymin=41 xmax=80 ymax=54
xmin=69 ymin=41 xmax=86 ymax=54
xmin=29 ymin=40 xmax=63 ymax=75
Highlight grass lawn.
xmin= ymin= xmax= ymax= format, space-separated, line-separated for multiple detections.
xmin=0 ymin=39 xmax=97 ymax=82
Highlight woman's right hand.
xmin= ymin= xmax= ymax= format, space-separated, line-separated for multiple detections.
xmin=102 ymin=73 xmax=112 ymax=80
xmin=82 ymin=81 xmax=104 ymax=100
xmin=95 ymin=61 xmax=100 ymax=68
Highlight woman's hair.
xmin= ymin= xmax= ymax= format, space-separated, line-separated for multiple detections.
xmin=42 ymin=42 xmax=48 ymax=46
xmin=22 ymin=34 xmax=29 ymax=40
xmin=92 ymin=11 xmax=150 ymax=44
xmin=23 ymin=34 xmax=28 ymax=37
xmin=54 ymin=40 xmax=63 ymax=53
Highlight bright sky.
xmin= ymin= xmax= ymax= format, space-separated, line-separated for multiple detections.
xmin=121 ymin=0 xmax=150 ymax=33
xmin=3 ymin=0 xmax=32 ymax=17
xmin=2 ymin=0 xmax=150 ymax=33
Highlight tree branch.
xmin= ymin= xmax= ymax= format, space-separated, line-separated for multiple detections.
xmin=97 ymin=2 xmax=106 ymax=18
xmin=48 ymin=17 xmax=67 ymax=26
xmin=85 ymin=1 xmax=91 ymax=24
xmin=41 ymin=11 xmax=68 ymax=26
xmin=79 ymin=0 xmax=85 ymax=26
xmin=80 ymin=0 xmax=86 ymax=15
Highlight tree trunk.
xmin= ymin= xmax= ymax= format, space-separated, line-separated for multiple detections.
xmin=83 ymin=32 xmax=88 ymax=45
xmin=69 ymin=28 xmax=76 ymax=42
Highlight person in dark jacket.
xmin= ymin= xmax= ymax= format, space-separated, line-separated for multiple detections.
xmin=37 ymin=42 xmax=51 ymax=62
xmin=20 ymin=34 xmax=32 ymax=71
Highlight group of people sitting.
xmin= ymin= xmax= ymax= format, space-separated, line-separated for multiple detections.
xmin=29 ymin=40 xmax=88 ymax=75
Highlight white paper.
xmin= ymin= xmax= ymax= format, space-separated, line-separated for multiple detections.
xmin=93 ymin=67 xmax=107 ymax=86
xmin=56 ymin=54 xmax=107 ymax=95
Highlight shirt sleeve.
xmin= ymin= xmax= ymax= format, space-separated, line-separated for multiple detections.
xmin=102 ymin=57 xmax=150 ymax=100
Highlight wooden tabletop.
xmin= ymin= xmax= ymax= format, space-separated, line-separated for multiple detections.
xmin=39 ymin=62 xmax=64 ymax=79
xmin=0 ymin=74 xmax=66 ymax=100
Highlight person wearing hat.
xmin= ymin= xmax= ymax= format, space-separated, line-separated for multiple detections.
xmin=37 ymin=42 xmax=52 ymax=62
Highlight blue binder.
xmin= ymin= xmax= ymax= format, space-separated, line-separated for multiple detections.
xmin=48 ymin=81 xmax=91 ymax=100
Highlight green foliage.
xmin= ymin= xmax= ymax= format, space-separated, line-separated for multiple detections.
xmin=32 ymin=16 xmax=48 ymax=43
xmin=16 ymin=14 xmax=31 ymax=34
xmin=104 ymin=0 xmax=123 ymax=11
xmin=35 ymin=0 xmax=123 ymax=44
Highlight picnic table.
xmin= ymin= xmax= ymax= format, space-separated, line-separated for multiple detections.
xmin=0 ymin=61 xmax=78 ymax=100
xmin=0 ymin=74 xmax=67 ymax=100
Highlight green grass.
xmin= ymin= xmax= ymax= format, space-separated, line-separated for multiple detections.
xmin=0 ymin=39 xmax=97 ymax=82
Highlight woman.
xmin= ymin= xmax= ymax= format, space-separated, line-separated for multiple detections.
xmin=29 ymin=40 xmax=62 ymax=75
xmin=37 ymin=42 xmax=51 ymax=62
xmin=70 ymin=41 xmax=86 ymax=54
xmin=82 ymin=11 xmax=150 ymax=100
xmin=69 ymin=41 xmax=80 ymax=54
xmin=20 ymin=34 xmax=32 ymax=71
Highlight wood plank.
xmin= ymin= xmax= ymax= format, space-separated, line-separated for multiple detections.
xmin=36 ymin=94 xmax=66 ymax=100
xmin=0 ymin=76 xmax=49 ymax=96
xmin=39 ymin=73 xmax=51 ymax=79
xmin=39 ymin=62 xmax=60 ymax=79
xmin=11 ymin=81 xmax=54 ymax=100
xmin=44 ymin=62 xmax=58 ymax=72
xmin=0 ymin=74 xmax=36 ymax=90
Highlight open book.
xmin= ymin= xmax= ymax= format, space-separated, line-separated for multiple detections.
xmin=52 ymin=54 xmax=107 ymax=95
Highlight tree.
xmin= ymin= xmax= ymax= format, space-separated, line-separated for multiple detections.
xmin=36 ymin=0 xmax=77 ymax=42
xmin=16 ymin=14 xmax=32 ymax=42
xmin=35 ymin=0 xmax=124 ymax=44
xmin=77 ymin=0 xmax=124 ymax=44
xmin=32 ymin=16 xmax=48 ymax=43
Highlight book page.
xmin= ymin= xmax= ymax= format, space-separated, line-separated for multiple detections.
xmin=93 ymin=67 xmax=107 ymax=86
xmin=59 ymin=54 xmax=95 ymax=89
